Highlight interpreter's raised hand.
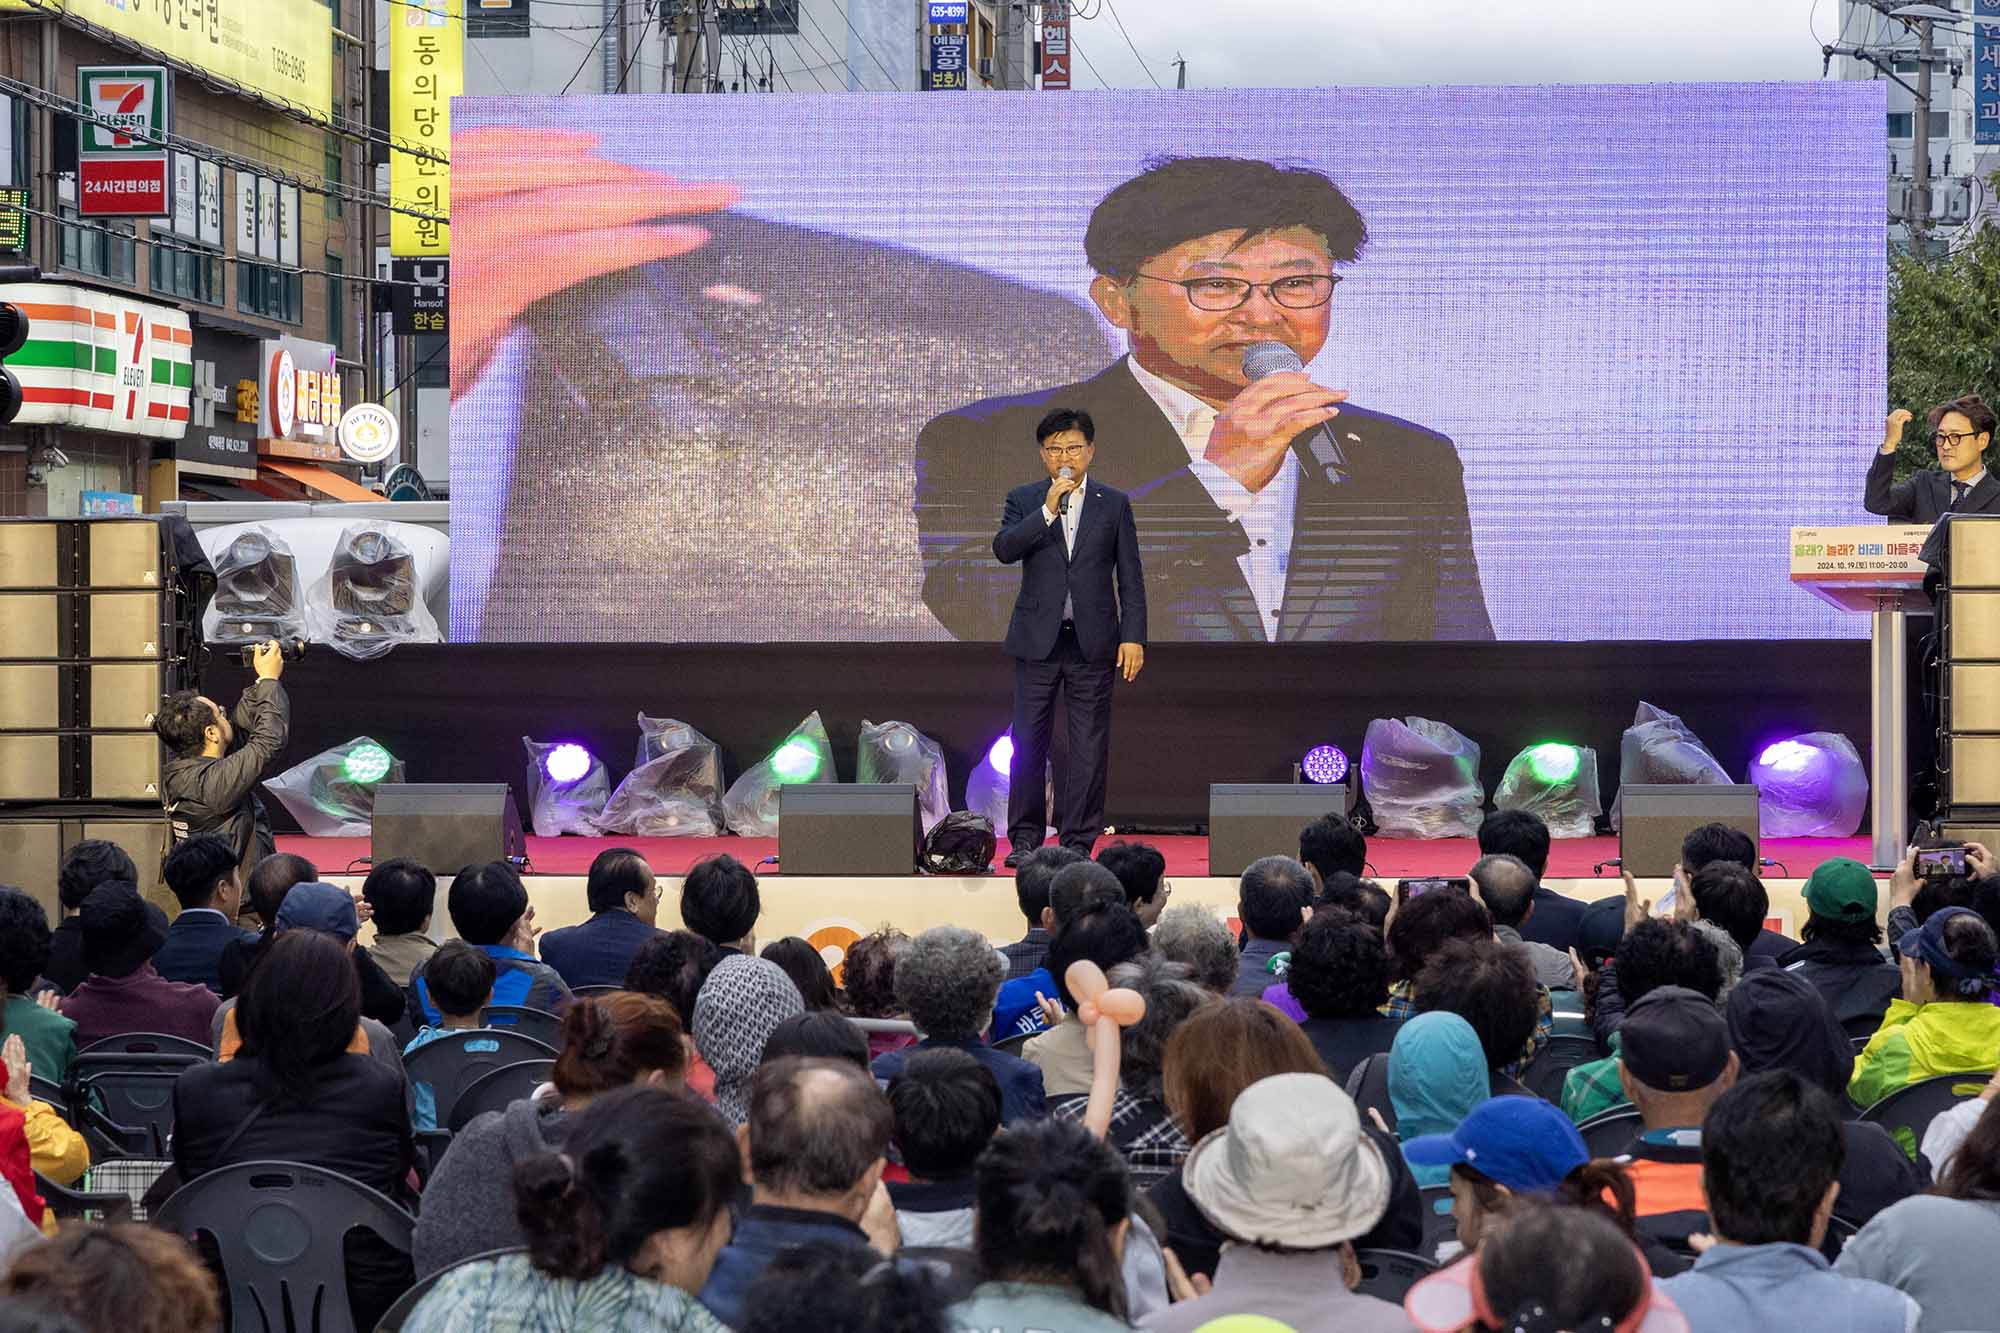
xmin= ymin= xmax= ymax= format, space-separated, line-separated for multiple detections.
xmin=451 ymin=128 xmax=739 ymax=395
xmin=1204 ymin=371 xmax=1348 ymax=493
xmin=1884 ymin=407 xmax=1914 ymax=454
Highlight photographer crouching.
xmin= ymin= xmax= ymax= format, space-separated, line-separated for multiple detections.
xmin=155 ymin=639 xmax=290 ymax=884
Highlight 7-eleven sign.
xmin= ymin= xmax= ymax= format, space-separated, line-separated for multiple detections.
xmin=78 ymin=67 xmax=171 ymax=155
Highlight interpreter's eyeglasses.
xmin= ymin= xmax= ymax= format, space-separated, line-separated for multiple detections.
xmin=1134 ymin=271 xmax=1342 ymax=312
xmin=1936 ymin=431 xmax=1984 ymax=448
xmin=1040 ymin=443 xmax=1092 ymax=458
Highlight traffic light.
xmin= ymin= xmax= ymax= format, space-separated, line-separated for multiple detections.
xmin=0 ymin=262 xmax=39 ymax=427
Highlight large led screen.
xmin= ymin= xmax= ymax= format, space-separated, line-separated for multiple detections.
xmin=450 ymin=83 xmax=1887 ymax=643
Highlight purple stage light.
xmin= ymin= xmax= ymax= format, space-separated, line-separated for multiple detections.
xmin=1758 ymin=739 xmax=1819 ymax=775
xmin=987 ymin=733 xmax=1014 ymax=775
xmin=544 ymin=742 xmax=592 ymax=784
xmin=1301 ymin=744 xmax=1349 ymax=785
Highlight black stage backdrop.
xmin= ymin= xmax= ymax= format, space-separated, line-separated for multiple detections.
xmin=204 ymin=640 xmax=1871 ymax=835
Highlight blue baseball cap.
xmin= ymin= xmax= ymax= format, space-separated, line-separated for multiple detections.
xmin=274 ymin=881 xmax=359 ymax=940
xmin=1401 ymin=1096 xmax=1589 ymax=1193
xmin=1899 ymin=906 xmax=1995 ymax=998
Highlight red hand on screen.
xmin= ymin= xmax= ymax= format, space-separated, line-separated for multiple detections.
xmin=450 ymin=128 xmax=740 ymax=397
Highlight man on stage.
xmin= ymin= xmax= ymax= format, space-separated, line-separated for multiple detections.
xmin=995 ymin=409 xmax=1146 ymax=867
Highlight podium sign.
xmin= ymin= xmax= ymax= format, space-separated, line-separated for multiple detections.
xmin=1790 ymin=523 xmax=1934 ymax=868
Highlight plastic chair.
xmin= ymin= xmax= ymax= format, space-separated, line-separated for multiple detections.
xmin=1822 ymin=1213 xmax=1860 ymax=1262
xmin=76 ymin=1031 xmax=214 ymax=1059
xmin=372 ymin=1246 xmax=525 ymax=1332
xmin=1857 ymin=1071 xmax=1993 ymax=1156
xmin=67 ymin=1051 xmax=203 ymax=1158
xmin=477 ymin=1005 xmax=562 ymax=1048
xmin=155 ymin=1160 xmax=416 ymax=1333
xmin=35 ymin=1170 xmax=132 ymax=1222
xmin=1352 ymin=1248 xmax=1436 ymax=1302
xmin=28 ymin=1075 xmax=66 ymax=1118
xmin=1418 ymin=1184 xmax=1459 ymax=1259
xmin=446 ymin=1060 xmax=555 ymax=1133
xmin=1842 ymin=1013 xmax=1884 ymax=1042
xmin=848 ymin=1017 xmax=920 ymax=1037
xmin=1520 ymin=1034 xmax=1601 ymax=1103
xmin=1577 ymin=1107 xmax=1643 ymax=1158
xmin=404 ymin=1029 xmax=556 ymax=1132
xmin=571 ymin=984 xmax=621 ymax=998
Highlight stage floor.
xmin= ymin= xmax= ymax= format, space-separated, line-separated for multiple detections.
xmin=279 ymin=831 xmax=1874 ymax=882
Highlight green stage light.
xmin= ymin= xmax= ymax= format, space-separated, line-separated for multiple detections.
xmin=1525 ymin=742 xmax=1581 ymax=784
xmin=342 ymin=741 xmax=394 ymax=784
xmin=770 ymin=738 xmax=822 ymax=783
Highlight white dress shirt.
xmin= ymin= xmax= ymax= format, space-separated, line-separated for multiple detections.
xmin=1042 ymin=472 xmax=1085 ymax=620
xmin=1126 ymin=357 xmax=1298 ymax=641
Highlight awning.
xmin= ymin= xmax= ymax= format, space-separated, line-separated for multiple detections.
xmin=262 ymin=460 xmax=379 ymax=502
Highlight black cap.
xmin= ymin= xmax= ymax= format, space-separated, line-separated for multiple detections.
xmin=1620 ymin=984 xmax=1730 ymax=1093
xmin=80 ymin=881 xmax=168 ymax=979
xmin=1576 ymin=895 xmax=1626 ymax=967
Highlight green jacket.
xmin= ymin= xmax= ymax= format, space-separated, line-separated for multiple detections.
xmin=1848 ymin=997 xmax=2000 ymax=1111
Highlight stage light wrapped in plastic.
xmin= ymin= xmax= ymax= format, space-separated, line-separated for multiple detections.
xmin=965 ymin=730 xmax=1054 ymax=843
xmin=1746 ymin=731 xmax=1867 ymax=837
xmin=1302 ymin=745 xmax=1349 ymax=785
xmin=1495 ymin=741 xmax=1602 ymax=839
xmin=308 ymin=523 xmax=441 ymax=660
xmin=595 ymin=714 xmax=726 ymax=837
xmin=1359 ymin=716 xmax=1485 ymax=839
xmin=857 ymin=718 xmax=951 ymax=833
xmin=1608 ymin=701 xmax=1732 ymax=832
xmin=722 ymin=710 xmax=836 ymax=837
xmin=203 ymin=526 xmax=307 ymax=651
xmin=523 ymin=736 xmax=611 ymax=836
xmin=263 ymin=735 xmax=406 ymax=837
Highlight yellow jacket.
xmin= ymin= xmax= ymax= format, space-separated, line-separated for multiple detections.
xmin=0 ymin=1096 xmax=88 ymax=1187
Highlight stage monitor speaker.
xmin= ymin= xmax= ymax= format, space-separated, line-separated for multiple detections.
xmin=0 ymin=813 xmax=170 ymax=919
xmin=779 ymin=784 xmax=920 ymax=876
xmin=1208 ymin=783 xmax=1357 ymax=879
xmin=1617 ymin=784 xmax=1759 ymax=878
xmin=372 ymin=784 xmax=526 ymax=876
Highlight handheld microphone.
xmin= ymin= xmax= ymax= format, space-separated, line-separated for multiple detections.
xmin=1241 ymin=342 xmax=1349 ymax=485
xmin=1058 ymin=465 xmax=1075 ymax=514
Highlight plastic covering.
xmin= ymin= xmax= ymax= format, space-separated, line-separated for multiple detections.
xmin=1747 ymin=731 xmax=1868 ymax=838
xmin=1359 ymin=716 xmax=1486 ymax=839
xmin=523 ymin=737 xmax=612 ymax=837
xmin=1608 ymin=702 xmax=1733 ymax=832
xmin=722 ymin=710 xmax=835 ymax=837
xmin=857 ymin=719 xmax=951 ymax=834
xmin=964 ymin=751 xmax=1055 ymax=843
xmin=1494 ymin=745 xmax=1603 ymax=839
xmin=923 ymin=811 xmax=997 ymax=874
xmin=594 ymin=714 xmax=726 ymax=837
xmin=262 ymin=735 xmax=406 ymax=837
xmin=203 ymin=525 xmax=308 ymax=651
xmin=307 ymin=523 xmax=442 ymax=660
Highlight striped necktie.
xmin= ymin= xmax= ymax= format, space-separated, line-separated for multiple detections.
xmin=1952 ymin=480 xmax=1971 ymax=511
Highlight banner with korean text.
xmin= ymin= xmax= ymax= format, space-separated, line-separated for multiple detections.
xmin=391 ymin=0 xmax=460 ymax=257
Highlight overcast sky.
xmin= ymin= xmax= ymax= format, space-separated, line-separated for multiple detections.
xmin=1065 ymin=0 xmax=1834 ymax=91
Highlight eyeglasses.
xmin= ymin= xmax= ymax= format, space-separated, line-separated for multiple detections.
xmin=1040 ymin=443 xmax=1092 ymax=458
xmin=1936 ymin=431 xmax=1984 ymax=447
xmin=1134 ymin=271 xmax=1342 ymax=312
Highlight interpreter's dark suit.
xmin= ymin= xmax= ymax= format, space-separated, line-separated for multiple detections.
xmin=994 ymin=476 xmax=1145 ymax=852
xmin=1864 ymin=451 xmax=2000 ymax=567
xmin=918 ymin=357 xmax=1494 ymax=643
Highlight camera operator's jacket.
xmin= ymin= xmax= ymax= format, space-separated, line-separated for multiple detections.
xmin=162 ymin=678 xmax=290 ymax=884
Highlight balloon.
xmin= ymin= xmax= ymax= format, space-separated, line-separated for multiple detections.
xmin=1065 ymin=959 xmax=1107 ymax=1004
xmin=1097 ymin=987 xmax=1146 ymax=1026
xmin=1077 ymin=1000 xmax=1100 ymax=1026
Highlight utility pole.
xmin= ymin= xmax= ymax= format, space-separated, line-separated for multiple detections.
xmin=1172 ymin=53 xmax=1186 ymax=88
xmin=997 ymin=0 xmax=1022 ymax=90
xmin=1912 ymin=15 xmax=1934 ymax=239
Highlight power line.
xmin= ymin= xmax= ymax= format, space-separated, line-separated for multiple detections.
xmin=1098 ymin=0 xmax=1162 ymax=88
xmin=1067 ymin=27 xmax=1115 ymax=89
xmin=557 ymin=0 xmax=623 ymax=94
xmin=0 ymin=74 xmax=447 ymax=227
xmin=614 ymin=0 xmax=661 ymax=92
xmin=806 ymin=0 xmax=899 ymax=87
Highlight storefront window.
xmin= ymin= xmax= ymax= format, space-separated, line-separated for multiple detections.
xmin=239 ymin=262 xmax=303 ymax=323
xmin=58 ymin=207 xmax=136 ymax=283
xmin=151 ymin=242 xmax=224 ymax=305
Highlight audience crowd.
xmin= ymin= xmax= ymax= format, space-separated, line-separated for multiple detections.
xmin=5 ymin=816 xmax=2000 ymax=1333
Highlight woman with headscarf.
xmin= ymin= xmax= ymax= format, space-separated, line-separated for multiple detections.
xmin=1726 ymin=968 xmax=1926 ymax=1226
xmin=1387 ymin=1011 xmax=1490 ymax=1188
xmin=692 ymin=954 xmax=804 ymax=1126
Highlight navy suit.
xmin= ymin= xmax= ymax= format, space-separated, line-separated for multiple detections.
xmin=994 ymin=476 xmax=1145 ymax=852
xmin=151 ymin=908 xmax=257 ymax=995
xmin=538 ymin=910 xmax=664 ymax=991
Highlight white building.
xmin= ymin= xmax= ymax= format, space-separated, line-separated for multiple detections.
xmin=1836 ymin=0 xmax=1995 ymax=245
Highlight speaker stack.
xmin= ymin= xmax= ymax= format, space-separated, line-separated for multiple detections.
xmin=0 ymin=517 xmax=203 ymax=916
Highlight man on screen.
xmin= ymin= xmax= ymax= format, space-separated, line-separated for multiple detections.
xmin=916 ymin=155 xmax=1494 ymax=643
xmin=994 ymin=408 xmax=1146 ymax=865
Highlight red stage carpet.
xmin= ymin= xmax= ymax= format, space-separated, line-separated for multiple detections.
xmin=280 ymin=832 xmax=1875 ymax=880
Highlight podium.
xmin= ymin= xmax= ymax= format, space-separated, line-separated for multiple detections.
xmin=1790 ymin=524 xmax=1932 ymax=869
